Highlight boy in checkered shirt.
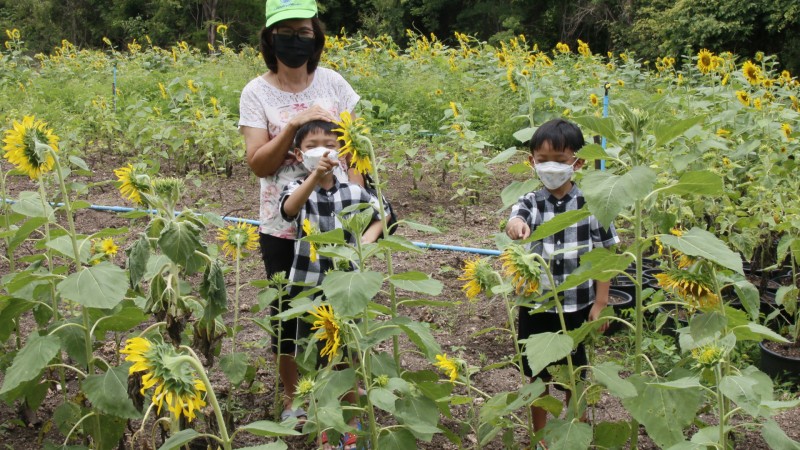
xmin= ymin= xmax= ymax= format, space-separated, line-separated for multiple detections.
xmin=280 ymin=119 xmax=384 ymax=333
xmin=506 ymin=118 xmax=619 ymax=434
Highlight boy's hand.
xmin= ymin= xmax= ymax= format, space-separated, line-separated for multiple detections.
xmin=588 ymin=303 xmax=609 ymax=333
xmin=506 ymin=217 xmax=531 ymax=240
xmin=311 ymin=151 xmax=336 ymax=179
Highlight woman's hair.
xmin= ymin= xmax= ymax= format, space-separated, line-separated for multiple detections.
xmin=293 ymin=120 xmax=342 ymax=148
xmin=259 ymin=17 xmax=326 ymax=74
xmin=529 ymin=118 xmax=585 ymax=154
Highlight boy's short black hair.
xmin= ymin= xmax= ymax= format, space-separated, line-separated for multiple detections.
xmin=529 ymin=118 xmax=585 ymax=154
xmin=259 ymin=18 xmax=326 ymax=74
xmin=293 ymin=120 xmax=342 ymax=148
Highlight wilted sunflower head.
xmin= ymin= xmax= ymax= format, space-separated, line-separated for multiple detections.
xmin=458 ymin=256 xmax=496 ymax=300
xmin=217 ymin=221 xmax=259 ymax=260
xmin=654 ymin=268 xmax=718 ymax=311
xmin=499 ymin=244 xmax=541 ymax=297
xmin=333 ymin=110 xmax=372 ymax=175
xmin=122 ymin=337 xmax=207 ymax=422
xmin=114 ymin=163 xmax=151 ymax=206
xmin=2 ymin=115 xmax=60 ymax=180
xmin=310 ymin=304 xmax=342 ymax=359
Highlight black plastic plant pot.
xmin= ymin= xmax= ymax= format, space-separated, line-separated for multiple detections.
xmin=658 ymin=305 xmax=689 ymax=341
xmin=605 ymin=288 xmax=634 ymax=335
xmin=643 ymin=267 xmax=664 ymax=279
xmin=759 ymin=341 xmax=800 ymax=383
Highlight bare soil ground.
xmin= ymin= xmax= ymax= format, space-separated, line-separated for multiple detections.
xmin=0 ymin=149 xmax=798 ymax=449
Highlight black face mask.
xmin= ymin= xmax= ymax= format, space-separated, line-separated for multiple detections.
xmin=273 ymin=34 xmax=315 ymax=69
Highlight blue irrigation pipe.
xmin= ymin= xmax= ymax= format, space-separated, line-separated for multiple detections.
xmin=2 ymin=199 xmax=501 ymax=256
xmin=601 ymin=83 xmax=610 ymax=171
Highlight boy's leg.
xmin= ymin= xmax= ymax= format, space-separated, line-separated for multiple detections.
xmin=531 ymin=382 xmax=549 ymax=432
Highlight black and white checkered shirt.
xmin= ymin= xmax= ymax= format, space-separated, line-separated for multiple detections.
xmin=509 ymin=183 xmax=619 ymax=311
xmin=280 ymin=178 xmax=381 ymax=291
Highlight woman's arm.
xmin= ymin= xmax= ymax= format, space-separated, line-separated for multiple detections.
xmin=361 ymin=219 xmax=384 ymax=244
xmin=244 ymin=105 xmax=336 ymax=177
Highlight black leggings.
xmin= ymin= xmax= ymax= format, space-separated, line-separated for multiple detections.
xmin=259 ymin=233 xmax=309 ymax=354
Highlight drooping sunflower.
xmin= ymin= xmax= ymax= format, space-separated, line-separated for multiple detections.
xmin=696 ymin=49 xmax=715 ymax=74
xmin=152 ymin=371 xmax=207 ymax=422
xmin=434 ymin=353 xmax=459 ymax=383
xmin=121 ymin=337 xmax=208 ymax=422
xmin=114 ymin=164 xmax=151 ymax=205
xmin=333 ymin=110 xmax=372 ymax=175
xmin=217 ymin=221 xmax=259 ymax=260
xmin=499 ymin=244 xmax=541 ymax=297
xmin=302 ymin=218 xmax=319 ymax=263
xmin=458 ymin=256 xmax=496 ymax=300
xmin=187 ymin=79 xmax=199 ymax=93
xmin=742 ymin=60 xmax=761 ymax=84
xmin=310 ymin=304 xmax=342 ymax=359
xmin=655 ymin=268 xmax=719 ymax=310
xmin=2 ymin=115 xmax=60 ymax=179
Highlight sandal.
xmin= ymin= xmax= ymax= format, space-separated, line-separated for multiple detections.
xmin=280 ymin=407 xmax=307 ymax=430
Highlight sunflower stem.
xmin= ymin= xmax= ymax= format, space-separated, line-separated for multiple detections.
xmin=630 ymin=198 xmax=644 ymax=449
xmin=172 ymin=353 xmax=232 ymax=450
xmin=226 ymin=252 xmax=242 ymax=416
xmin=361 ymin=135 xmax=401 ymax=369
xmin=495 ymin=274 xmax=534 ymax=440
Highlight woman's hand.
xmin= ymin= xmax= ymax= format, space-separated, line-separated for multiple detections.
xmin=288 ymin=105 xmax=336 ymax=129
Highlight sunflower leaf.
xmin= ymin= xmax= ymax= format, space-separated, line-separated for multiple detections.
xmin=57 ymin=263 xmax=128 ymax=309
xmin=82 ymin=364 xmax=141 ymax=419
xmin=659 ymin=228 xmax=743 ymax=274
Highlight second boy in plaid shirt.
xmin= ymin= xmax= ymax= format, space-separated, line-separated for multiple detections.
xmin=506 ymin=118 xmax=618 ymax=439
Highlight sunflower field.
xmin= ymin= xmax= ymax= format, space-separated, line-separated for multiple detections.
xmin=2 ymin=25 xmax=800 ymax=449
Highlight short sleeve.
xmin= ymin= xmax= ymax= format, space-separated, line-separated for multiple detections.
xmin=591 ymin=217 xmax=619 ymax=248
xmin=238 ymin=79 xmax=268 ymax=130
xmin=279 ymin=179 xmax=303 ymax=222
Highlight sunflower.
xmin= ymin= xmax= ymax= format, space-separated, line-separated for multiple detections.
xmin=691 ymin=343 xmax=724 ymax=368
xmin=577 ymin=39 xmax=591 ymax=57
xmin=589 ymin=93 xmax=599 ymax=107
xmin=217 ymin=221 xmax=259 ymax=260
xmin=499 ymin=244 xmax=541 ymax=297
xmin=742 ymin=61 xmax=761 ymax=84
xmin=782 ymin=123 xmax=793 ymax=140
xmin=296 ymin=377 xmax=316 ymax=397
xmin=216 ymin=24 xmax=228 ymax=35
xmin=555 ymin=42 xmax=570 ymax=54
xmin=458 ymin=256 xmax=495 ymax=299
xmin=333 ymin=110 xmax=373 ymax=175
xmin=302 ymin=218 xmax=319 ymax=263
xmin=310 ymin=304 xmax=342 ymax=359
xmin=654 ymin=269 xmax=719 ymax=310
xmin=121 ymin=337 xmax=207 ymax=422
xmin=735 ymin=90 xmax=750 ymax=107
xmin=696 ymin=49 xmax=715 ymax=74
xmin=114 ymin=164 xmax=150 ymax=205
xmin=100 ymin=238 xmax=119 ymax=257
xmin=2 ymin=115 xmax=60 ymax=179
xmin=434 ymin=353 xmax=459 ymax=382
xmin=449 ymin=101 xmax=459 ymax=118
xmin=716 ymin=128 xmax=731 ymax=137
xmin=187 ymin=79 xmax=199 ymax=93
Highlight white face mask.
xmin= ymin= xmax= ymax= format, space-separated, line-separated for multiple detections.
xmin=534 ymin=160 xmax=577 ymax=190
xmin=301 ymin=147 xmax=339 ymax=172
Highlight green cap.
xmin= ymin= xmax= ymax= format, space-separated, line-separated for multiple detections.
xmin=265 ymin=0 xmax=318 ymax=28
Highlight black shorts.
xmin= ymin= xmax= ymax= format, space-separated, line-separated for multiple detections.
xmin=518 ymin=304 xmax=592 ymax=379
xmin=259 ymin=233 xmax=310 ymax=355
